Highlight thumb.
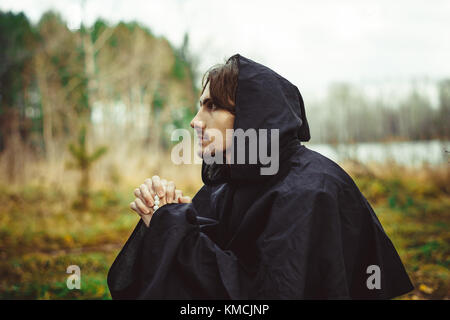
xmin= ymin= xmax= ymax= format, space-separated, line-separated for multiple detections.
xmin=179 ymin=196 xmax=192 ymax=203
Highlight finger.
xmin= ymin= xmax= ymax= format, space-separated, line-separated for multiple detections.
xmin=174 ymin=189 xmax=182 ymax=203
xmin=133 ymin=188 xmax=146 ymax=206
xmin=134 ymin=188 xmax=149 ymax=207
xmin=135 ymin=197 xmax=151 ymax=215
xmin=130 ymin=201 xmax=144 ymax=217
xmin=144 ymin=178 xmax=155 ymax=198
xmin=166 ymin=181 xmax=175 ymax=203
xmin=160 ymin=179 xmax=168 ymax=205
xmin=152 ymin=175 xmax=165 ymax=199
xmin=139 ymin=183 xmax=154 ymax=207
xmin=179 ymin=196 xmax=191 ymax=203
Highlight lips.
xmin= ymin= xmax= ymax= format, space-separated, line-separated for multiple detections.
xmin=196 ymin=132 xmax=209 ymax=145
xmin=198 ymin=137 xmax=209 ymax=146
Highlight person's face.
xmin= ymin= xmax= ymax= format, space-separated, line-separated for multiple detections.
xmin=190 ymin=81 xmax=235 ymax=158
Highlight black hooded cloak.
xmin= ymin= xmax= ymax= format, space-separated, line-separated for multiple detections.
xmin=107 ymin=54 xmax=414 ymax=299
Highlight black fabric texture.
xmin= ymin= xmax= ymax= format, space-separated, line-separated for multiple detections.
xmin=107 ymin=54 xmax=414 ymax=299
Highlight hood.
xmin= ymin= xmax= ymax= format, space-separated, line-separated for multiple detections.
xmin=202 ymin=53 xmax=310 ymax=186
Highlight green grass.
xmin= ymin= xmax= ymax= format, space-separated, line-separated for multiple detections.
xmin=0 ymin=186 xmax=137 ymax=299
xmin=1 ymin=252 xmax=115 ymax=299
xmin=352 ymin=164 xmax=450 ymax=299
xmin=0 ymin=164 xmax=448 ymax=299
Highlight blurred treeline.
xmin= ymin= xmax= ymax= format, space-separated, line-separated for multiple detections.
xmin=1 ymin=10 xmax=449 ymax=188
xmin=308 ymin=81 xmax=450 ymax=144
xmin=0 ymin=10 xmax=199 ymax=186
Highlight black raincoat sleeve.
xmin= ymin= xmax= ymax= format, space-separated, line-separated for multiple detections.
xmin=107 ymin=188 xmax=327 ymax=299
xmin=107 ymin=201 xmax=247 ymax=299
xmin=107 ymin=185 xmax=413 ymax=299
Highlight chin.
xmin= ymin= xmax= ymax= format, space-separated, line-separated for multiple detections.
xmin=196 ymin=148 xmax=212 ymax=158
xmin=198 ymin=147 xmax=218 ymax=158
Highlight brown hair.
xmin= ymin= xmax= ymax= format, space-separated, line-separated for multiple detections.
xmin=201 ymin=55 xmax=239 ymax=114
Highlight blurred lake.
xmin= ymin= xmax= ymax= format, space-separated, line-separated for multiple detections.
xmin=305 ymin=140 xmax=450 ymax=167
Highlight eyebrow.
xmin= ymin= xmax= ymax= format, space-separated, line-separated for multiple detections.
xmin=199 ymin=97 xmax=212 ymax=106
xmin=198 ymin=97 xmax=235 ymax=114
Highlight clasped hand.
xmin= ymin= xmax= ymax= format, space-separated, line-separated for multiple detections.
xmin=130 ymin=175 xmax=191 ymax=227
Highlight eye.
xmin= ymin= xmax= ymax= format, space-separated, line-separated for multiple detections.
xmin=206 ymin=102 xmax=218 ymax=111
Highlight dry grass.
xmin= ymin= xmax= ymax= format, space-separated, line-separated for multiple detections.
xmin=0 ymin=150 xmax=448 ymax=299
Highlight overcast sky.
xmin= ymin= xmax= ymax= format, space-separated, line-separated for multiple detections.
xmin=2 ymin=0 xmax=449 ymax=100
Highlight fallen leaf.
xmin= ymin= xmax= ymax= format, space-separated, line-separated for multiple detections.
xmin=419 ymin=284 xmax=434 ymax=294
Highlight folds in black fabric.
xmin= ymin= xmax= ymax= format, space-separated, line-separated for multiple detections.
xmin=108 ymin=186 xmax=413 ymax=299
xmin=107 ymin=203 xmax=247 ymax=299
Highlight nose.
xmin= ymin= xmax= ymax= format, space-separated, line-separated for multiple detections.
xmin=191 ymin=122 xmax=205 ymax=138
xmin=190 ymin=113 xmax=205 ymax=132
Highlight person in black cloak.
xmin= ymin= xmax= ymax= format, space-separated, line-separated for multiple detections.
xmin=107 ymin=53 xmax=414 ymax=299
